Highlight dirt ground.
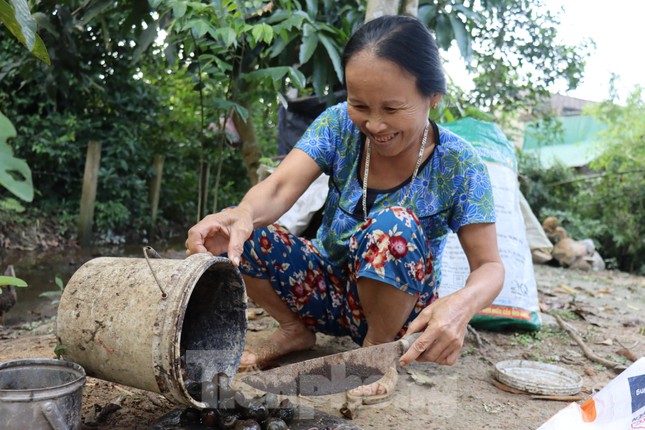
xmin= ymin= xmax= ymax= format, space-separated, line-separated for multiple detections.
xmin=1 ymin=264 xmax=644 ymax=430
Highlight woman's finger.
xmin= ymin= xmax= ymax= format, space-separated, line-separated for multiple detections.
xmin=441 ymin=348 xmax=461 ymax=366
xmin=403 ymin=306 xmax=432 ymax=336
xmin=186 ymin=219 xmax=223 ymax=255
xmin=399 ymin=330 xmax=436 ymax=366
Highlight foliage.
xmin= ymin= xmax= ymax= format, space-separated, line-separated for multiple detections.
xmin=517 ymin=151 xmax=578 ymax=219
xmin=518 ymin=152 xmax=606 ymax=252
xmin=419 ymin=0 xmax=589 ymax=119
xmin=0 ymin=2 xmax=195 ymax=240
xmin=1 ymin=0 xmax=591 ymax=244
xmin=0 ymin=0 xmax=41 ymax=213
xmin=579 ymin=88 xmax=645 ymax=273
xmin=518 ymin=88 xmax=645 ymax=273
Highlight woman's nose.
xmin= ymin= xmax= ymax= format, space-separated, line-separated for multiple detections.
xmin=365 ymin=115 xmax=386 ymax=134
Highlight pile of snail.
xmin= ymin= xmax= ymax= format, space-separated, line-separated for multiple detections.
xmin=181 ymin=372 xmax=294 ymax=430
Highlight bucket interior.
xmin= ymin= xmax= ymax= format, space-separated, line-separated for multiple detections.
xmin=0 ymin=360 xmax=85 ymax=392
xmin=179 ymin=261 xmax=247 ymax=388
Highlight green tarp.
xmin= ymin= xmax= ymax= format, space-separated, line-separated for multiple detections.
xmin=441 ymin=117 xmax=518 ymax=172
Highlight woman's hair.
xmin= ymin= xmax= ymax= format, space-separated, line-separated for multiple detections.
xmin=341 ymin=15 xmax=446 ymax=96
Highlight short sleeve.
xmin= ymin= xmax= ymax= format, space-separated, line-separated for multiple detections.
xmin=448 ymin=149 xmax=496 ymax=232
xmin=294 ymin=103 xmax=348 ymax=176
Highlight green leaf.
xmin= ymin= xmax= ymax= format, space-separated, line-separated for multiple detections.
xmin=0 ymin=154 xmax=35 ymax=202
xmin=7 ymin=0 xmax=35 ymax=49
xmin=0 ymin=0 xmax=50 ymax=65
xmin=211 ymin=98 xmax=238 ymax=111
xmin=244 ymin=66 xmax=290 ymax=82
xmin=188 ymin=19 xmax=209 ymax=39
xmin=173 ymin=1 xmax=187 ymax=19
xmin=0 ymin=111 xmax=16 ymax=144
xmin=216 ymin=27 xmax=236 ymax=48
xmin=318 ymin=33 xmax=343 ymax=83
xmin=54 ymin=343 xmax=67 ymax=360
xmin=434 ymin=13 xmax=453 ymax=51
xmin=232 ymin=104 xmax=248 ymax=123
xmin=261 ymin=23 xmax=274 ymax=44
xmin=452 ymin=4 xmax=481 ymax=21
xmin=312 ymin=55 xmax=328 ymax=96
xmin=0 ymin=197 xmax=25 ymax=212
xmin=288 ymin=67 xmax=306 ymax=90
xmin=32 ymin=12 xmax=58 ymax=37
xmin=251 ymin=23 xmax=263 ymax=45
xmin=132 ymin=21 xmax=158 ymax=64
xmin=0 ymin=112 xmax=33 ymax=202
xmin=54 ymin=276 xmax=64 ymax=290
xmin=268 ymin=33 xmax=290 ymax=59
xmin=80 ymin=0 xmax=113 ymax=25
xmin=0 ymin=275 xmax=27 ymax=287
xmin=40 ymin=290 xmax=62 ymax=298
xmin=418 ymin=4 xmax=437 ymax=24
xmin=447 ymin=14 xmax=472 ymax=63
xmin=299 ymin=23 xmax=318 ymax=64
xmin=305 ymin=0 xmax=318 ymax=18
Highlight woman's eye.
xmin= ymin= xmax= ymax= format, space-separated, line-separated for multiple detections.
xmin=384 ymin=107 xmax=398 ymax=113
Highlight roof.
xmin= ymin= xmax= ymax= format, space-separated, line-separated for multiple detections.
xmin=521 ymin=115 xmax=607 ymax=168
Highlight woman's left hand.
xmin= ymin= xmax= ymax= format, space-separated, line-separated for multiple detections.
xmin=399 ymin=223 xmax=504 ymax=366
xmin=398 ymin=291 xmax=475 ymax=366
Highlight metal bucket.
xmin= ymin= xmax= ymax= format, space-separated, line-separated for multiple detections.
xmin=0 ymin=359 xmax=86 ymax=430
xmin=56 ymin=253 xmax=247 ymax=408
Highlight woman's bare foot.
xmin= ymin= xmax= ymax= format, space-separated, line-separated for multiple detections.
xmin=240 ymin=319 xmax=316 ymax=369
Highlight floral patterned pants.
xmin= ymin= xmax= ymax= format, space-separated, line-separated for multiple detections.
xmin=238 ymin=206 xmax=436 ymax=345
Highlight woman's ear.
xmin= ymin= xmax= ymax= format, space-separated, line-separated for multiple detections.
xmin=431 ymin=94 xmax=443 ymax=110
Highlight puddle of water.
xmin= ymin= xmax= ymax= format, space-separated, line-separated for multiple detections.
xmin=1 ymin=242 xmax=185 ymax=325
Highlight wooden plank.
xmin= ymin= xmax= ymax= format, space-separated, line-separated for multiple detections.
xmin=78 ymin=141 xmax=102 ymax=247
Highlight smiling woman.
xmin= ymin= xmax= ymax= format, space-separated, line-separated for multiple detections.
xmin=185 ymin=15 xmax=504 ymax=405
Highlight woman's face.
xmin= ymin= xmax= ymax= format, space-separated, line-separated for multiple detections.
xmin=345 ymin=50 xmax=436 ymax=158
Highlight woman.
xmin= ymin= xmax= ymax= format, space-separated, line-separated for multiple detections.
xmin=186 ymin=15 xmax=504 ymax=403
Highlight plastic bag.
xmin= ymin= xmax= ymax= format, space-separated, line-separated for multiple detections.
xmin=439 ymin=161 xmax=541 ymax=331
xmin=439 ymin=118 xmax=542 ymax=331
xmin=538 ymin=358 xmax=645 ymax=429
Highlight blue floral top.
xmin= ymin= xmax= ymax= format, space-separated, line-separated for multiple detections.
xmin=295 ymin=102 xmax=495 ymax=287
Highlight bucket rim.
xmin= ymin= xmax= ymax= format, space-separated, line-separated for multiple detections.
xmin=0 ymin=358 xmax=87 ymax=399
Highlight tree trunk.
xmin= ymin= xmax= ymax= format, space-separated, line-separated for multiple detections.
xmin=149 ymin=154 xmax=164 ymax=229
xmin=196 ymin=160 xmax=211 ymax=221
xmin=365 ymin=0 xmax=400 ymax=21
xmin=78 ymin=141 xmax=101 ymax=247
xmin=364 ymin=0 xmax=418 ymax=22
xmin=401 ymin=0 xmax=419 ymax=16
xmin=232 ymin=100 xmax=262 ymax=186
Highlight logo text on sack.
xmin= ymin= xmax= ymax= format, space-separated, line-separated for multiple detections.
xmin=629 ymin=374 xmax=645 ymax=414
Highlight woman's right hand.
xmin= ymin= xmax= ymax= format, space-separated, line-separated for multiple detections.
xmin=185 ymin=205 xmax=254 ymax=266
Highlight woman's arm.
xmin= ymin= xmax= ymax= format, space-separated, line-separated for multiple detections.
xmin=186 ymin=148 xmax=322 ymax=263
xmin=399 ymin=222 xmax=504 ymax=365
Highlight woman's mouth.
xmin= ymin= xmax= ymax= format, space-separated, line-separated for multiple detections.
xmin=371 ymin=133 xmax=398 ymax=143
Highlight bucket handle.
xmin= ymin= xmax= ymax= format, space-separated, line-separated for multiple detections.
xmin=143 ymin=246 xmax=168 ymax=299
xmin=41 ymin=400 xmax=68 ymax=430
